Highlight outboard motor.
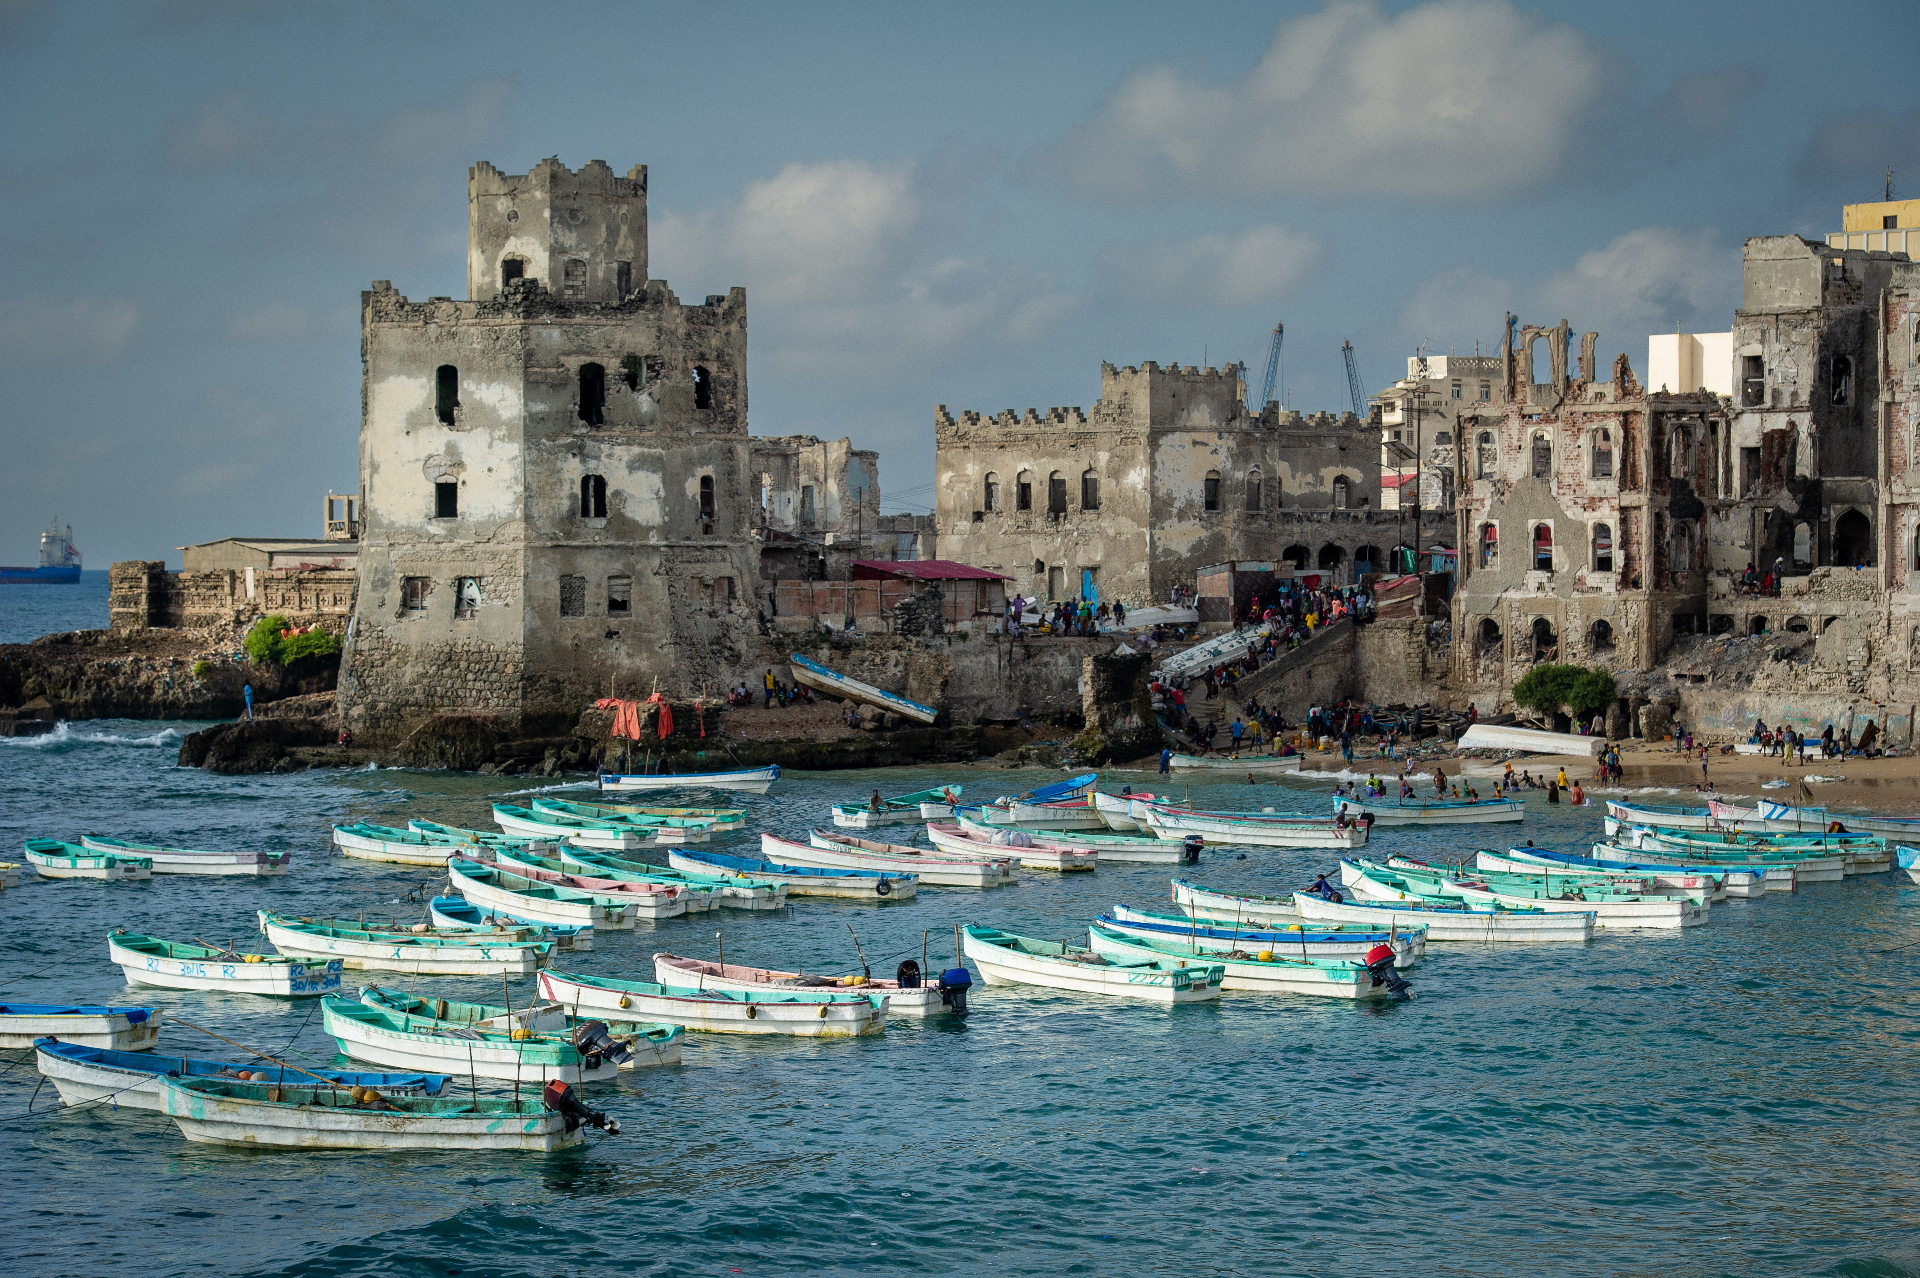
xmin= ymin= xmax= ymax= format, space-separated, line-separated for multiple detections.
xmin=937 ymin=966 xmax=973 ymax=1016
xmin=896 ymin=959 xmax=923 ymax=989
xmin=1363 ymin=943 xmax=1412 ymax=1000
xmin=573 ymin=1019 xmax=634 ymax=1070
xmin=1180 ymin=834 xmax=1204 ymax=864
xmin=542 ymin=1079 xmax=619 ymax=1135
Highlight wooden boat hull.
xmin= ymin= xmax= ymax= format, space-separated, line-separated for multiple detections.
xmin=924 ymin=824 xmax=1094 ymax=873
xmin=789 ymin=652 xmax=938 ymax=724
xmin=1290 ymin=891 xmax=1595 ymax=942
xmin=322 ymin=999 xmax=619 ymax=1086
xmin=1518 ymin=847 xmax=1767 ymax=899
xmin=80 ymin=836 xmax=288 ymax=876
xmin=260 ymin=913 xmax=551 ymax=975
xmin=813 ymin=830 xmax=1017 ymax=885
xmin=598 ymin=765 xmax=780 ymax=794
xmin=1334 ymin=797 xmax=1525 ymax=826
xmin=160 ymin=1079 xmax=582 ymax=1152
xmin=495 ymin=807 xmax=647 ymax=851
xmin=23 ymin=845 xmax=150 ymax=880
xmin=653 ymin=953 xmax=943 ymax=1016
xmin=334 ymin=825 xmax=456 ymax=867
xmin=668 ymin=848 xmax=913 ymax=900
xmin=530 ymin=800 xmax=712 ymax=844
xmin=1091 ymin=791 xmax=1144 ymax=831
xmin=110 ymin=933 xmax=341 ymax=997
xmin=35 ymin=1041 xmax=447 ymax=1112
xmin=962 ymin=925 xmax=1222 ymax=1004
xmin=1141 ymin=808 xmax=1365 ymax=849
xmin=484 ymin=847 xmax=706 ymax=916
xmin=448 ymin=860 xmax=634 ymax=930
xmin=1475 ymin=851 xmax=1717 ymax=903
xmin=794 ymin=830 xmax=1030 ymax=883
xmin=1104 ymin=903 xmax=1422 ymax=965
xmin=1342 ymin=862 xmax=1703 ymax=930
xmin=427 ymin=897 xmax=593 ymax=950
xmin=1167 ymin=752 xmax=1302 ymax=772
xmin=557 ymin=848 xmax=785 ymax=911
xmin=0 ymin=1005 xmax=162 ymax=1050
xmin=1085 ymin=926 xmax=1390 ymax=998
xmin=831 ymin=805 xmax=924 ymax=828
xmin=1610 ymin=842 xmax=1833 ymax=884
xmin=539 ymin=970 xmax=888 ymax=1037
xmin=974 ymin=800 xmax=1108 ymax=831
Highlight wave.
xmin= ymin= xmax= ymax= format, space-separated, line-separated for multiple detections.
xmin=491 ymin=780 xmax=599 ymax=797
xmin=0 ymin=721 xmax=183 ymax=750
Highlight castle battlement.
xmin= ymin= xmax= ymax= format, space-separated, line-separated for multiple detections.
xmin=469 ymin=158 xmax=647 ymax=198
xmin=934 ymin=405 xmax=1090 ymax=436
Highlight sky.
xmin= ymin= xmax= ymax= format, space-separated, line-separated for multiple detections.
xmin=1 ymin=0 xmax=1916 ymax=566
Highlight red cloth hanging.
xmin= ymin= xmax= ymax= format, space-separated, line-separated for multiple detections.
xmin=643 ymin=692 xmax=673 ymax=739
xmin=594 ymin=697 xmax=645 ymax=741
xmin=690 ymin=696 xmax=706 ymax=738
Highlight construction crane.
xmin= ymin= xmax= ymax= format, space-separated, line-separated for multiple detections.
xmin=1341 ymin=340 xmax=1367 ymax=418
xmin=1245 ymin=323 xmax=1283 ymax=412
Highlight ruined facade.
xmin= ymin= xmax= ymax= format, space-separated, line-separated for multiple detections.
xmin=337 ymin=159 xmax=760 ymax=737
xmin=1376 ymin=354 xmax=1499 ymax=515
xmin=935 ymin=361 xmax=1441 ymax=604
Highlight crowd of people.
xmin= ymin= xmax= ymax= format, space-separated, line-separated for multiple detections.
xmin=1747 ymin=716 xmax=1891 ymax=762
xmin=1004 ymin=593 xmax=1129 ymax=638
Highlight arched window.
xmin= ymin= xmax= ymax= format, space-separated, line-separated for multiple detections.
xmin=1477 ymin=617 xmax=1502 ymax=651
xmin=1354 ymin=545 xmax=1381 ymax=574
xmin=1531 ymin=616 xmax=1558 ymax=661
xmin=1331 ymin=475 xmax=1350 ymax=509
xmin=1793 ymin=521 xmax=1812 ymax=568
xmin=1047 ymin=471 xmax=1067 ymax=515
xmin=435 ymin=365 xmax=459 ymax=425
xmin=1081 ymin=468 xmax=1100 ymax=512
xmin=1282 ymin=544 xmax=1309 ymax=571
xmin=1204 ymin=471 xmax=1222 ymax=511
xmin=1834 ymin=508 xmax=1872 ymax=567
xmin=1591 ymin=428 xmax=1613 ymax=479
xmin=1533 ymin=523 xmax=1553 ymax=571
xmin=1588 ymin=618 xmax=1614 ymax=653
xmin=692 ymin=365 xmax=713 ymax=411
xmin=983 ymin=472 xmax=999 ymax=513
xmin=1749 ymin=615 xmax=1769 ymax=636
xmin=1476 ymin=431 xmax=1496 ymax=478
xmin=1479 ymin=523 xmax=1498 ymax=568
xmin=1015 ymin=470 xmax=1033 ymax=511
xmin=578 ymin=362 xmax=606 ymax=425
xmin=1245 ymin=468 xmax=1262 ymax=512
xmin=1530 ymin=431 xmax=1552 ymax=478
xmin=1318 ymin=545 xmax=1345 ymax=576
xmin=580 ymin=474 xmax=607 ymax=519
xmin=1592 ymin=523 xmax=1613 ymax=571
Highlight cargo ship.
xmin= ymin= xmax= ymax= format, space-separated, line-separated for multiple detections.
xmin=0 ymin=519 xmax=82 ymax=584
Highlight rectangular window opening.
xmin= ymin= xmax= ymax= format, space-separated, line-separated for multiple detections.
xmin=435 ymin=365 xmax=459 ymax=425
xmin=563 ymin=258 xmax=587 ymax=300
xmin=434 ymin=482 xmax=458 ymax=519
xmin=581 ymin=474 xmax=607 ymax=519
xmin=607 ymin=574 xmax=631 ymax=614
xmin=454 ymin=577 xmax=481 ymax=619
xmin=402 ymin=576 xmax=430 ymax=615
xmin=1016 ymin=480 xmax=1032 ymax=512
xmin=615 ymin=260 xmax=632 ymax=300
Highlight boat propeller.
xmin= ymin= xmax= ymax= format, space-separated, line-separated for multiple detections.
xmin=543 ymin=1080 xmax=620 ymax=1136
xmin=572 ymin=1020 xmax=634 ymax=1069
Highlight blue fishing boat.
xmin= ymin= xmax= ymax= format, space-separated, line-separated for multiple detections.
xmin=667 ymin=845 xmax=916 ymax=901
xmin=34 ymin=1038 xmax=448 ymax=1112
xmin=0 ymin=519 xmax=81 ymax=584
xmin=599 ymin=764 xmax=780 ymax=794
xmin=426 ymin=895 xmax=594 ymax=950
xmin=788 ymin=652 xmax=937 ymax=724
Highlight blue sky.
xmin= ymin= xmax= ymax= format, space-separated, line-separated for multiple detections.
xmin=2 ymin=0 xmax=1915 ymax=564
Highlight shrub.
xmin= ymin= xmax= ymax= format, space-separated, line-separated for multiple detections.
xmin=244 ymin=614 xmax=342 ymax=666
xmin=191 ymin=660 xmax=212 ymax=680
xmin=1512 ymin=663 xmax=1617 ymax=717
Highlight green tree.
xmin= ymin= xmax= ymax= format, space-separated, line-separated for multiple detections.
xmin=244 ymin=614 xmax=342 ymax=666
xmin=1512 ymin=663 xmax=1616 ymax=717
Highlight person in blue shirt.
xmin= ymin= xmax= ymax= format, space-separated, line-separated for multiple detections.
xmin=242 ymin=683 xmax=254 ymax=720
xmin=1309 ymin=873 xmax=1343 ymax=903
xmin=1158 ymin=748 xmax=1173 ymax=774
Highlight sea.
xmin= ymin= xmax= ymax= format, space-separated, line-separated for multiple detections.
xmin=3 ymin=588 xmax=1920 ymax=1275
xmin=0 ymin=568 xmax=109 ymax=644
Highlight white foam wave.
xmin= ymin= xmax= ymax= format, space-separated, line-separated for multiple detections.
xmin=0 ymin=721 xmax=183 ymax=749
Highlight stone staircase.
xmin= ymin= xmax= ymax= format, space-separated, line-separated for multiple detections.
xmin=1171 ymin=617 xmax=1356 ymax=738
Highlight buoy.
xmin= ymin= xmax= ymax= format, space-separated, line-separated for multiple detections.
xmin=1257 ymin=950 xmax=1274 ymax=962
xmin=243 ymin=954 xmax=263 ymax=964
xmin=747 ymin=1005 xmax=758 ymax=1019
xmin=511 ymin=1028 xmax=532 ymax=1041
xmin=816 ymin=1003 xmax=829 ymax=1018
xmin=1287 ymin=924 xmax=1302 ymax=932
xmin=617 ymin=995 xmax=631 ymax=1009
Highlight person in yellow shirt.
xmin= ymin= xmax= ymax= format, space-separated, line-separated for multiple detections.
xmin=1556 ymin=767 xmax=1568 ymax=790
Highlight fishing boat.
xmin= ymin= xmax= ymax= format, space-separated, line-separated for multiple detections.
xmin=538 ymin=970 xmax=888 ymax=1037
xmin=108 ymin=930 xmax=342 ymax=997
xmin=1085 ymin=924 xmax=1401 ymax=999
xmin=34 ymin=1039 xmax=448 ymax=1111
xmin=1137 ymin=806 xmax=1368 ymax=850
xmin=833 ymin=786 xmax=963 ymax=829
xmin=493 ymin=803 xmax=651 ymax=851
xmin=555 ymin=846 xmax=787 ymax=911
xmin=22 ymin=839 xmax=150 ymax=880
xmin=813 ymin=829 xmax=1018 ymax=884
xmin=0 ymin=862 xmax=18 ymax=889
xmin=1900 ymin=846 xmax=1920 ymax=885
xmin=1090 ymin=790 xmax=1155 ymax=831
xmin=1502 ymin=847 xmax=1771 ymax=898
xmin=158 ymin=1076 xmax=589 ymax=1153
xmin=653 ymin=953 xmax=944 ymax=1016
xmin=80 ymin=835 xmax=289 ymax=877
xmin=427 ymin=896 xmax=594 ymax=950
xmin=479 ymin=846 xmax=708 ymax=917
xmin=531 ymin=798 xmax=718 ymax=842
xmin=972 ymin=797 xmax=1108 ymax=831
xmin=447 ymin=858 xmax=635 ymax=930
xmin=961 ymin=924 xmax=1223 ymax=1004
xmin=668 ymin=846 xmax=915 ymax=900
xmin=922 ymin=822 xmax=1094 ymax=872
xmin=992 ymin=824 xmax=1201 ymax=864
xmin=1603 ymin=837 xmax=1838 ymax=884
xmin=0 ymin=1002 xmax=162 ymax=1050
xmin=322 ymin=996 xmax=622 ymax=1086
xmin=788 ymin=652 xmax=939 ymax=725
xmin=1169 ymin=878 xmax=1593 ymax=943
xmin=360 ymin=986 xmax=684 ymax=1070
xmin=1602 ymin=798 xmax=1827 ymax=837
xmin=1342 ymin=859 xmax=1705 ymax=929
xmin=1471 ymin=851 xmax=1719 ymax=903
xmin=554 ymin=800 xmax=747 ymax=830
xmin=1166 ymin=751 xmax=1303 ymax=773
xmin=1624 ymin=826 xmax=1884 ymax=875
xmin=259 ymin=910 xmax=554 ymax=975
xmin=1333 ymin=796 xmax=1525 ymax=827
xmin=406 ymin=819 xmax=562 ymax=853
xmin=335 ymin=822 xmax=473 ymax=867
xmin=598 ymin=764 xmax=781 ymax=794
xmin=1101 ymin=904 xmax=1423 ymax=965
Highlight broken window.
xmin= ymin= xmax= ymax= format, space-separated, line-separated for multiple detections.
xmin=1740 ymin=446 xmax=1760 ymax=496
xmin=607 ymin=574 xmax=631 ymax=614
xmin=1479 ymin=523 xmax=1498 ymax=568
xmin=1831 ymin=354 xmax=1853 ymax=406
xmin=1048 ymin=472 xmax=1067 ymax=515
xmin=434 ymin=481 xmax=458 ymax=519
xmin=578 ymin=363 xmax=606 ymax=425
xmin=454 ymin=576 xmax=481 ymax=619
xmin=1477 ymin=617 xmax=1501 ymax=651
xmin=581 ymin=474 xmax=607 ymax=519
xmin=983 ymin=472 xmax=999 ymax=513
xmin=563 ymin=258 xmax=587 ymax=300
xmin=1592 ymin=429 xmax=1613 ymax=478
xmin=1081 ymin=468 xmax=1099 ymax=512
xmin=1476 ymin=431 xmax=1496 ymax=479
xmin=1282 ymin=544 xmax=1309 ymax=570
xmin=1834 ymin=508 xmax=1871 ymax=567
xmin=1015 ymin=471 xmax=1033 ymax=512
xmin=700 ymin=475 xmax=716 ymax=522
xmin=615 ymin=260 xmax=632 ymax=300
xmin=1434 ymin=432 xmax=1451 ymax=446
xmin=560 ymin=575 xmax=586 ymax=617
xmin=1533 ymin=523 xmax=1553 ymax=571
xmin=402 ymin=576 xmax=430 ymax=615
xmin=1032 ymin=558 xmax=1045 ymax=576
xmin=435 ymin=365 xmax=459 ymax=425
xmin=1588 ymin=619 xmax=1614 ymax=652
xmin=1593 ymin=523 xmax=1613 ymax=571
xmin=1530 ymin=431 xmax=1552 ymax=478
xmin=1245 ymin=468 xmax=1262 ymax=512
xmin=1793 ymin=521 xmax=1812 ymax=568
xmin=799 ymin=485 xmax=815 ymax=526
xmin=500 ymin=258 xmax=524 ymax=288
xmin=1742 ymin=355 xmax=1765 ymax=407
xmin=1668 ymin=425 xmax=1689 ymax=479
xmin=693 ymin=365 xmax=713 ymax=411
xmin=1671 ymin=521 xmax=1692 ymax=573
xmin=621 ymin=354 xmax=644 ymax=391
xmin=1331 ymin=475 xmax=1350 ymax=509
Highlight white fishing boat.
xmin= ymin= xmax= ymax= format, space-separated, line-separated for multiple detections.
xmin=323 ymin=996 xmax=621 ymax=1086
xmin=789 ymin=652 xmax=939 ymax=725
xmin=428 ymin=896 xmax=594 ymax=950
xmin=531 ymin=799 xmax=714 ymax=843
xmin=34 ymin=1040 xmax=450 ymax=1112
xmin=333 ymin=822 xmax=464 ymax=867
xmin=1334 ymin=796 xmax=1525 ymax=826
xmin=1167 ymin=751 xmax=1303 ymax=773
xmin=555 ymin=846 xmax=786 ymax=911
xmin=1090 ymin=790 xmax=1149 ymax=831
xmin=259 ymin=910 xmax=554 ymax=975
xmin=924 ymin=823 xmax=1095 ymax=872
xmin=1510 ymin=847 xmax=1770 ymax=899
xmin=447 ymin=858 xmax=635 ymax=930
xmin=1085 ymin=924 xmax=1399 ymax=999
xmin=0 ymin=862 xmax=19 ymax=889
xmin=109 ymin=930 xmax=342 ymax=997
xmin=159 ymin=1076 xmax=590 ymax=1152
xmin=1602 ymin=799 xmax=1825 ymax=837
xmin=598 ymin=765 xmax=781 ymax=795
xmin=1606 ymin=839 xmax=1834 ymax=885
xmin=1341 ymin=861 xmax=1704 ymax=930
xmin=973 ymin=798 xmax=1108 ymax=831
xmin=653 ymin=953 xmax=944 ymax=1016
xmin=80 ymin=835 xmax=289 ymax=876
xmin=548 ymin=801 xmax=747 ymax=832
xmin=22 ymin=839 xmax=150 ymax=880
xmin=361 ymin=987 xmax=683 ymax=1071
xmin=833 ymin=786 xmax=963 ymax=829
xmin=794 ymin=830 xmax=1025 ymax=885
xmin=479 ymin=846 xmax=703 ymax=917
xmin=493 ymin=803 xmax=649 ymax=851
xmin=961 ymin=924 xmax=1222 ymax=1004
xmin=1102 ymin=904 xmax=1423 ymax=966
xmin=0 ymin=1002 xmax=162 ymax=1050
xmin=1168 ymin=877 xmax=1593 ymax=942
xmin=538 ymin=970 xmax=888 ymax=1037
xmin=668 ymin=846 xmax=915 ymax=900
xmin=1473 ymin=850 xmax=1720 ymax=903
xmin=1139 ymin=806 xmax=1368 ymax=849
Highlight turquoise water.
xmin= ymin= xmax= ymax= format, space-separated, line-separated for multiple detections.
xmin=3 ymin=727 xmax=1919 ymax=1277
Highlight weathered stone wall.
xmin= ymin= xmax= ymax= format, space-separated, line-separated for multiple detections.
xmin=1353 ymin=617 xmax=1449 ymax=707
xmin=108 ymin=560 xmax=354 ymax=634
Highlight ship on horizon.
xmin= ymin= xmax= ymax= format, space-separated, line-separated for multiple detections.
xmin=0 ymin=519 xmax=82 ymax=584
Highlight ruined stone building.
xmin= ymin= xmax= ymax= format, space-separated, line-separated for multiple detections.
xmin=934 ymin=360 xmax=1447 ymax=604
xmin=1375 ymin=353 xmax=1500 ymax=518
xmin=750 ymin=435 xmax=882 ymax=581
xmin=337 ymin=158 xmax=761 ymax=738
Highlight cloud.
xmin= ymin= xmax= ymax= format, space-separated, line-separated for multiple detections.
xmin=165 ymin=90 xmax=278 ymax=168
xmin=1108 ymin=224 xmax=1320 ymax=309
xmin=1040 ymin=0 xmax=1605 ymax=203
xmin=1794 ymin=106 xmax=1920 ymax=197
xmin=1538 ymin=227 xmax=1738 ymax=343
xmin=1398 ymin=266 xmax=1514 ymax=349
xmin=1654 ymin=64 xmax=1760 ymax=141
xmin=0 ymin=296 xmax=138 ymax=362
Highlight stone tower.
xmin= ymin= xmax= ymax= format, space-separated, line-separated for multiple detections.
xmin=338 ymin=158 xmax=759 ymax=740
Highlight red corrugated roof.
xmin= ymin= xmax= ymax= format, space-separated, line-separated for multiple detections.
xmin=851 ymin=559 xmax=1010 ymax=582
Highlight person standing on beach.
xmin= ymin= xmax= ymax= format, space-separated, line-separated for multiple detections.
xmin=1699 ymin=743 xmax=1709 ymax=785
